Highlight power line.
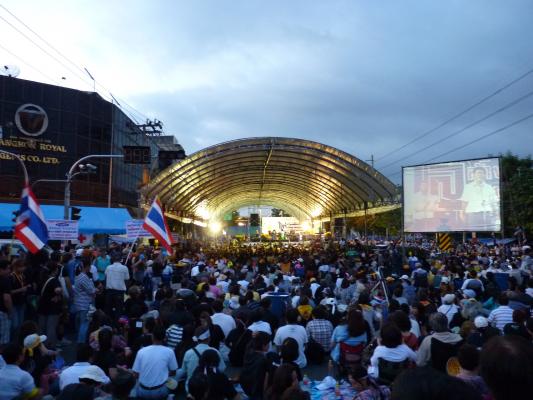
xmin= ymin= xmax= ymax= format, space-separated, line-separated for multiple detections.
xmin=0 ymin=13 xmax=94 ymax=88
xmin=0 ymin=4 xmax=151 ymax=123
xmin=423 ymin=112 xmax=533 ymax=163
xmin=378 ymin=88 xmax=533 ymax=172
xmin=374 ymin=66 xmax=533 ymax=165
xmin=385 ymin=112 xmax=533 ymax=178
xmin=0 ymin=42 xmax=63 ymax=86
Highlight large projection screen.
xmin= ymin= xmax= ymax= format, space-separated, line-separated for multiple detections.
xmin=403 ymin=158 xmax=501 ymax=232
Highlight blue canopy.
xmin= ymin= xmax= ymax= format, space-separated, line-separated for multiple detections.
xmin=0 ymin=202 xmax=132 ymax=234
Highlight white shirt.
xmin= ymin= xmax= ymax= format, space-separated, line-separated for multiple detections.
xmin=59 ymin=362 xmax=110 ymax=390
xmin=217 ymin=280 xmax=230 ymax=294
xmin=248 ymin=321 xmax=272 ymax=335
xmin=105 ymin=262 xmax=130 ymax=291
xmin=274 ymin=324 xmax=308 ymax=368
xmin=368 ymin=344 xmax=417 ymax=378
xmin=191 ymin=266 xmax=200 ymax=277
xmin=310 ymin=282 xmax=321 ymax=297
xmin=132 ymin=344 xmax=178 ymax=387
xmin=89 ymin=265 xmax=99 ymax=282
xmin=409 ymin=318 xmax=421 ymax=338
xmin=437 ymin=304 xmax=460 ymax=325
xmin=211 ymin=313 xmax=236 ymax=338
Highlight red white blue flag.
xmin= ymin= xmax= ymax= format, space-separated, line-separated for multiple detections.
xmin=143 ymin=197 xmax=174 ymax=253
xmin=15 ymin=185 xmax=49 ymax=254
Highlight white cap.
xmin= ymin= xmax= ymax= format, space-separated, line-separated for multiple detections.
xmin=441 ymin=276 xmax=450 ymax=284
xmin=443 ymin=294 xmax=455 ymax=304
xmin=474 ymin=316 xmax=488 ymax=328
xmin=23 ymin=334 xmax=46 ymax=349
xmin=79 ymin=365 xmax=108 ymax=383
xmin=75 ymin=248 xmax=84 ymax=257
xmin=400 ymin=275 xmax=410 ymax=280
xmin=297 ymin=258 xmax=304 ymax=262
xmin=324 ymin=297 xmax=337 ymax=306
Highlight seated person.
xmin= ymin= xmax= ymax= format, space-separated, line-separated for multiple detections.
xmin=0 ymin=343 xmax=41 ymax=400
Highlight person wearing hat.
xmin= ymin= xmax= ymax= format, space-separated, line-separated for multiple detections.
xmin=132 ymin=324 xmax=179 ymax=399
xmin=57 ymin=365 xmax=109 ymax=400
xmin=437 ymin=294 xmax=460 ymax=326
xmin=59 ymin=344 xmax=110 ymax=390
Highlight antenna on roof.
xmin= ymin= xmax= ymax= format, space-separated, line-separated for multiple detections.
xmin=0 ymin=65 xmax=20 ymax=77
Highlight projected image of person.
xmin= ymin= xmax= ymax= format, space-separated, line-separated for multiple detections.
xmin=412 ymin=180 xmax=441 ymax=231
xmin=460 ymin=167 xmax=499 ymax=230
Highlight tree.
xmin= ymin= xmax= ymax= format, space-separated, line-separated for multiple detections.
xmin=271 ymin=208 xmax=290 ymax=217
xmin=501 ymin=152 xmax=533 ymax=235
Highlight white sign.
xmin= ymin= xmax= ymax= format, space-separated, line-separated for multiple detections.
xmin=126 ymin=219 xmax=152 ymax=240
xmin=47 ymin=220 xmax=79 ymax=240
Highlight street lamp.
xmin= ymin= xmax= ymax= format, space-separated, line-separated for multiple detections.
xmin=0 ymin=149 xmax=29 ymax=185
xmin=64 ymin=154 xmax=123 ymax=220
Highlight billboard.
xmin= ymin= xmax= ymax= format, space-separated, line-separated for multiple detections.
xmin=403 ymin=158 xmax=501 ymax=232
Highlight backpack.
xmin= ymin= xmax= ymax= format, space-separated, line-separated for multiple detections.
xmin=228 ymin=328 xmax=252 ymax=367
xmin=58 ymin=266 xmax=70 ymax=299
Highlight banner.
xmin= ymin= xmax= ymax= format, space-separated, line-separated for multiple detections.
xmin=46 ymin=219 xmax=79 ymax=240
xmin=126 ymin=219 xmax=152 ymax=240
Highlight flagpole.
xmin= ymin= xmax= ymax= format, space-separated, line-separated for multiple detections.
xmin=124 ymin=233 xmax=141 ymax=265
xmin=0 ymin=149 xmax=29 ymax=185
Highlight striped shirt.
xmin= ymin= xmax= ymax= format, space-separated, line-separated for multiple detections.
xmin=73 ymin=272 xmax=95 ymax=312
xmin=166 ymin=324 xmax=183 ymax=349
xmin=488 ymin=305 xmax=514 ymax=332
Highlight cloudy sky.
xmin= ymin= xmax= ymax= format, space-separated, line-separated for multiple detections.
xmin=1 ymin=0 xmax=533 ymax=183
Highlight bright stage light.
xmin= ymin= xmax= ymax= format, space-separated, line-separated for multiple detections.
xmin=301 ymin=220 xmax=311 ymax=232
xmin=209 ymin=221 xmax=222 ymax=233
xmin=310 ymin=206 xmax=323 ymax=218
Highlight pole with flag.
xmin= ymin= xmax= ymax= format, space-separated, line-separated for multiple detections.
xmin=14 ymin=185 xmax=49 ymax=254
xmin=142 ymin=196 xmax=174 ymax=254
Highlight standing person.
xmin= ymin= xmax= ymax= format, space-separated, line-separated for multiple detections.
xmin=105 ymin=253 xmax=130 ymax=320
xmin=37 ymin=261 xmax=63 ymax=348
xmin=73 ymin=257 xmax=96 ymax=344
xmin=132 ymin=324 xmax=178 ymax=399
xmin=9 ymin=259 xmax=30 ymax=334
xmin=274 ymin=309 xmax=308 ymax=369
xmin=95 ymin=249 xmax=110 ymax=283
xmin=0 ymin=259 xmax=13 ymax=345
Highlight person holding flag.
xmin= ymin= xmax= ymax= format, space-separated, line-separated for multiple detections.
xmin=142 ymin=197 xmax=174 ymax=254
xmin=14 ymin=185 xmax=49 ymax=254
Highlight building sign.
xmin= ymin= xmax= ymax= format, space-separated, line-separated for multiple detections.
xmin=126 ymin=219 xmax=152 ymax=240
xmin=47 ymin=219 xmax=79 ymax=240
xmin=15 ymin=104 xmax=48 ymax=137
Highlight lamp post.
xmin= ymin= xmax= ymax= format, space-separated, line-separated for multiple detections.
xmin=64 ymin=154 xmax=123 ymax=220
xmin=0 ymin=149 xmax=29 ymax=185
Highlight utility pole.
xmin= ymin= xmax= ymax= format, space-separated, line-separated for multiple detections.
xmin=366 ymin=154 xmax=375 ymax=168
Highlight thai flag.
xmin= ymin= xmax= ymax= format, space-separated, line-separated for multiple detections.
xmin=143 ymin=197 xmax=174 ymax=253
xmin=15 ymin=185 xmax=49 ymax=254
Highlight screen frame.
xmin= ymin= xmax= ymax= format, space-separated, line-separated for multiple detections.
xmin=401 ymin=156 xmax=502 ymax=233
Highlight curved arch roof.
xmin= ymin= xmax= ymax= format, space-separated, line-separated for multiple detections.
xmin=142 ymin=137 xmax=397 ymax=220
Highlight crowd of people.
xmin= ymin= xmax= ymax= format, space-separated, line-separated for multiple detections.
xmin=0 ymin=237 xmax=532 ymax=399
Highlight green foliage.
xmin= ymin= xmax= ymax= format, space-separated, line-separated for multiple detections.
xmin=501 ymin=152 xmax=533 ymax=234
xmin=271 ymin=208 xmax=290 ymax=217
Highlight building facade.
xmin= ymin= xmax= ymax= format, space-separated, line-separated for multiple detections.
xmin=0 ymin=75 xmax=181 ymax=208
